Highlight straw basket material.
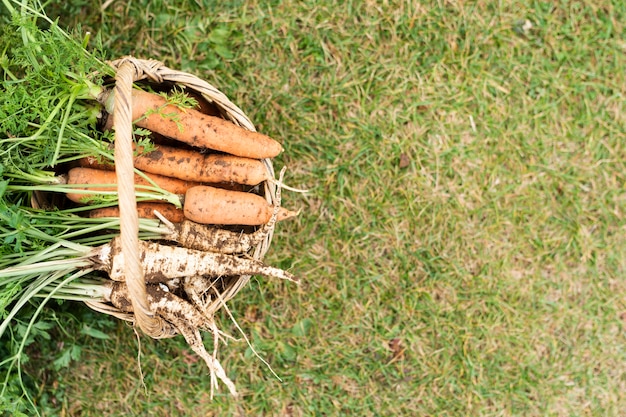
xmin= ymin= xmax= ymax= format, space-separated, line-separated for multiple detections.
xmin=83 ymin=57 xmax=279 ymax=338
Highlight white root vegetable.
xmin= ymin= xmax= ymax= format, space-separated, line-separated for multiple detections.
xmin=104 ymin=281 xmax=237 ymax=397
xmin=106 ymin=281 xmax=212 ymax=332
xmin=183 ymin=275 xmax=212 ymax=318
xmin=173 ymin=316 xmax=238 ymax=398
xmin=91 ymin=237 xmax=298 ymax=283
xmin=161 ymin=219 xmax=263 ymax=254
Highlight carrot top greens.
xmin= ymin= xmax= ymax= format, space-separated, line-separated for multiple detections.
xmin=0 ymin=11 xmax=114 ymax=174
xmin=0 ymin=1 xmax=183 ymax=204
xmin=0 ymin=1 xmax=174 ymax=411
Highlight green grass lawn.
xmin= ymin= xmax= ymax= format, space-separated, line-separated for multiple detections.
xmin=6 ymin=0 xmax=626 ymax=415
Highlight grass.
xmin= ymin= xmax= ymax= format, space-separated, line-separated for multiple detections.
xmin=4 ymin=0 xmax=626 ymax=415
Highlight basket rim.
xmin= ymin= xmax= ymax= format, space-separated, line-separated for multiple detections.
xmin=96 ymin=56 xmax=278 ymax=329
xmin=107 ymin=56 xmax=278 ymax=259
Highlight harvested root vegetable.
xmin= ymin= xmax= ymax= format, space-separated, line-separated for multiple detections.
xmin=80 ymin=144 xmax=271 ymax=186
xmin=78 ymin=157 xmax=251 ymax=193
xmin=97 ymin=280 xmax=238 ymax=396
xmin=155 ymin=179 xmax=282 ymax=253
xmin=102 ymin=89 xmax=284 ymax=159
xmin=95 ymin=236 xmax=298 ymax=283
xmin=174 ymin=318 xmax=237 ymax=397
xmin=183 ymin=185 xmax=298 ymax=226
xmin=158 ymin=217 xmax=274 ymax=254
xmin=89 ymin=203 xmax=185 ymax=223
xmin=66 ymin=167 xmax=200 ymax=203
xmin=105 ymin=281 xmax=212 ymax=331
xmin=133 ymin=144 xmax=271 ymax=186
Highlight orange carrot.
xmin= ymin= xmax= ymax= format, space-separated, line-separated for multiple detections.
xmin=183 ymin=185 xmax=297 ymax=226
xmin=89 ymin=203 xmax=185 ymax=223
xmin=78 ymin=155 xmax=251 ymax=191
xmin=66 ymin=167 xmax=201 ymax=204
xmin=104 ymin=89 xmax=283 ymax=159
xmin=133 ymin=144 xmax=270 ymax=186
xmin=275 ymin=207 xmax=299 ymax=222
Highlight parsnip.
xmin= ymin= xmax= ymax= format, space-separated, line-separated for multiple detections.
xmin=91 ymin=237 xmax=298 ymax=283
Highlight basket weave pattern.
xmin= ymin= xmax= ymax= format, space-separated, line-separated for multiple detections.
xmin=83 ymin=57 xmax=278 ymax=339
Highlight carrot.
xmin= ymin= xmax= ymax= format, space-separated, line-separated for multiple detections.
xmin=89 ymin=203 xmax=185 ymax=223
xmin=65 ymin=167 xmax=200 ymax=204
xmin=133 ymin=144 xmax=270 ymax=186
xmin=78 ymin=156 xmax=251 ymax=192
xmin=103 ymin=89 xmax=283 ymax=159
xmin=182 ymin=185 xmax=297 ymax=226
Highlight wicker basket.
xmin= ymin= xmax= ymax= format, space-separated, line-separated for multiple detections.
xmin=83 ymin=57 xmax=279 ymax=338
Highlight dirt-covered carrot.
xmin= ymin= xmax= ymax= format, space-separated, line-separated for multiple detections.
xmin=78 ymin=156 xmax=251 ymax=192
xmin=79 ymin=144 xmax=269 ymax=186
xmin=183 ymin=185 xmax=297 ymax=226
xmin=133 ymin=144 xmax=271 ymax=186
xmin=89 ymin=203 xmax=185 ymax=223
xmin=102 ymin=89 xmax=283 ymax=159
xmin=65 ymin=167 xmax=200 ymax=204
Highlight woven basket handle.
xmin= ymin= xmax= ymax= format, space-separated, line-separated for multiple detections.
xmin=111 ymin=58 xmax=169 ymax=338
xmin=105 ymin=56 xmax=276 ymax=336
